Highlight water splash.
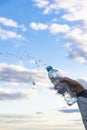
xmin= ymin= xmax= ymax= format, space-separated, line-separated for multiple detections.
xmin=0 ymin=50 xmax=49 ymax=90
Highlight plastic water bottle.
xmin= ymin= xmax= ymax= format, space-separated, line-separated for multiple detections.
xmin=46 ymin=65 xmax=77 ymax=106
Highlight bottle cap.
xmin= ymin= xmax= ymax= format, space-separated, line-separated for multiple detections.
xmin=46 ymin=66 xmax=53 ymax=71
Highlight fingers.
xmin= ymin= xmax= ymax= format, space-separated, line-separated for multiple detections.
xmin=54 ymin=84 xmax=58 ymax=90
xmin=59 ymin=77 xmax=84 ymax=93
xmin=59 ymin=77 xmax=71 ymax=83
xmin=54 ymin=77 xmax=69 ymax=90
xmin=54 ymin=77 xmax=84 ymax=93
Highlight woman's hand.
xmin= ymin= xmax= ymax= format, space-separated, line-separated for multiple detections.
xmin=54 ymin=77 xmax=84 ymax=93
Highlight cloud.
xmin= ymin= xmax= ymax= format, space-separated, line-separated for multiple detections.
xmin=59 ymin=109 xmax=80 ymax=113
xmin=0 ymin=60 xmax=86 ymax=101
xmin=0 ymin=28 xmax=24 ymax=40
xmin=62 ymin=0 xmax=87 ymax=22
xmin=0 ymin=17 xmax=27 ymax=31
xmin=78 ymin=78 xmax=87 ymax=89
xmin=0 ymin=114 xmax=29 ymax=121
xmin=0 ymin=89 xmax=28 ymax=100
xmin=30 ymin=21 xmax=87 ymax=63
xmin=0 ymin=63 xmax=50 ymax=87
xmin=0 ymin=88 xmax=38 ymax=101
xmin=0 ymin=17 xmax=26 ymax=40
xmin=65 ymin=26 xmax=87 ymax=63
xmin=33 ymin=0 xmax=57 ymax=14
xmin=30 ymin=22 xmax=70 ymax=33
xmin=36 ymin=112 xmax=43 ymax=115
xmin=33 ymin=0 xmax=49 ymax=8
xmin=0 ymin=17 xmax=18 ymax=27
xmin=49 ymin=23 xmax=70 ymax=34
xmin=33 ymin=0 xmax=87 ymax=20
xmin=32 ymin=0 xmax=87 ymax=63
xmin=0 ymin=113 xmax=83 ymax=130
xmin=30 ymin=22 xmax=48 ymax=30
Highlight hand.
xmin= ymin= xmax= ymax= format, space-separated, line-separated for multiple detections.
xmin=57 ymin=77 xmax=84 ymax=93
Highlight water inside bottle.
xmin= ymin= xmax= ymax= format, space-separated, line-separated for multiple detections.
xmin=64 ymin=91 xmax=77 ymax=106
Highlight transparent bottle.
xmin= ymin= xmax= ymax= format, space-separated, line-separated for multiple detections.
xmin=46 ymin=65 xmax=77 ymax=106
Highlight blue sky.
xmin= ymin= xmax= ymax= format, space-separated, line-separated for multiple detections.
xmin=0 ymin=0 xmax=87 ymax=130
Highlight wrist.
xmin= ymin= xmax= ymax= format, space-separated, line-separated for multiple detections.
xmin=75 ymin=84 xmax=84 ymax=93
xmin=76 ymin=89 xmax=87 ymax=98
xmin=76 ymin=88 xmax=84 ymax=93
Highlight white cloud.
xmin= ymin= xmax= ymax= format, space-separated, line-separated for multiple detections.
xmin=43 ymin=3 xmax=57 ymax=14
xmin=30 ymin=22 xmax=70 ymax=34
xmin=32 ymin=0 xmax=87 ymax=32
xmin=65 ymin=26 xmax=87 ymax=63
xmin=0 ymin=63 xmax=50 ymax=87
xmin=0 ymin=111 xmax=83 ymax=130
xmin=78 ymin=78 xmax=87 ymax=89
xmin=33 ymin=0 xmax=49 ymax=8
xmin=0 ymin=62 xmax=87 ymax=101
xmin=0 ymin=89 xmax=27 ymax=100
xmin=0 ymin=88 xmax=38 ymax=100
xmin=49 ymin=23 xmax=70 ymax=34
xmin=32 ymin=0 xmax=87 ymax=63
xmin=33 ymin=0 xmax=87 ymax=25
xmin=30 ymin=20 xmax=87 ymax=63
xmin=74 ymin=56 xmax=86 ymax=64
xmin=33 ymin=0 xmax=87 ymax=22
xmin=0 ymin=63 xmax=52 ymax=100
xmin=0 ymin=17 xmax=18 ymax=27
xmin=30 ymin=22 xmax=48 ymax=30
xmin=0 ymin=17 xmax=27 ymax=31
xmin=0 ymin=28 xmax=24 ymax=40
xmin=62 ymin=0 xmax=87 ymax=21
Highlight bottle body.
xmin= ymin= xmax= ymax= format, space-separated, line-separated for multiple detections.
xmin=46 ymin=66 xmax=77 ymax=106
